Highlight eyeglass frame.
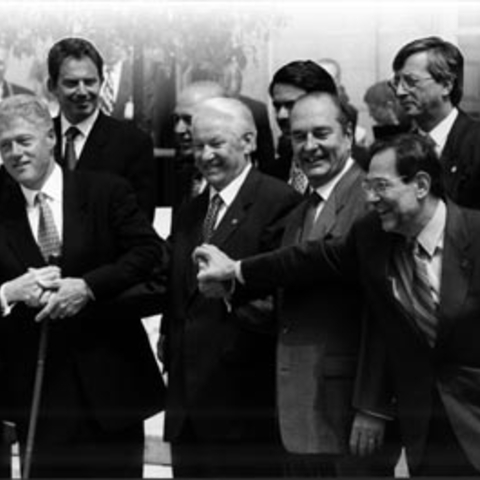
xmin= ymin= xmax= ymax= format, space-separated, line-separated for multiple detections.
xmin=361 ymin=175 xmax=409 ymax=197
xmin=388 ymin=74 xmax=435 ymax=92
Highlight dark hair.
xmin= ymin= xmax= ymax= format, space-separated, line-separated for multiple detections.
xmin=370 ymin=133 xmax=445 ymax=199
xmin=392 ymin=36 xmax=464 ymax=106
xmin=268 ymin=60 xmax=337 ymax=97
xmin=48 ymin=37 xmax=104 ymax=86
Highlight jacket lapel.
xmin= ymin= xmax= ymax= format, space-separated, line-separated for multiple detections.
xmin=208 ymin=168 xmax=259 ymax=247
xmin=77 ymin=113 xmax=109 ymax=167
xmin=0 ymin=178 xmax=45 ymax=269
xmin=436 ymin=202 xmax=472 ymax=348
xmin=311 ymin=163 xmax=364 ymax=238
xmin=185 ymin=192 xmax=209 ymax=299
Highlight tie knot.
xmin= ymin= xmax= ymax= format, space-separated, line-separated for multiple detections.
xmin=65 ymin=126 xmax=80 ymax=141
xmin=308 ymin=191 xmax=322 ymax=206
xmin=35 ymin=191 xmax=47 ymax=206
xmin=210 ymin=193 xmax=223 ymax=208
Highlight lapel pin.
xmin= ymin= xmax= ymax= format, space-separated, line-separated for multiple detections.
xmin=231 ymin=218 xmax=239 ymax=226
xmin=450 ymin=165 xmax=457 ymax=173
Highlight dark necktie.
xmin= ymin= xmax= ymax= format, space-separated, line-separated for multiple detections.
xmin=36 ymin=192 xmax=62 ymax=263
xmin=203 ymin=193 xmax=223 ymax=242
xmin=301 ymin=191 xmax=322 ymax=241
xmin=394 ymin=238 xmax=437 ymax=347
xmin=64 ymin=126 xmax=80 ymax=171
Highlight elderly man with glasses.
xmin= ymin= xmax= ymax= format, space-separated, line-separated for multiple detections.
xmin=389 ymin=36 xmax=480 ymax=209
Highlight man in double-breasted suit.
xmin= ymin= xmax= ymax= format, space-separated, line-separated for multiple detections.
xmin=47 ymin=37 xmax=157 ymax=221
xmin=0 ymin=95 xmax=167 ymax=477
xmin=159 ymin=97 xmax=300 ymax=477
xmin=196 ymin=133 xmax=480 ymax=476
xmin=277 ymin=92 xmax=398 ymax=476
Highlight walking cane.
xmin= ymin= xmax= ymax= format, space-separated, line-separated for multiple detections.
xmin=22 ymin=254 xmax=60 ymax=479
xmin=22 ymin=317 xmax=50 ymax=479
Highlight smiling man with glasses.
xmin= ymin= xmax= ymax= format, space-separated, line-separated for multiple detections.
xmin=195 ymin=133 xmax=480 ymax=476
xmin=390 ymin=36 xmax=480 ymax=209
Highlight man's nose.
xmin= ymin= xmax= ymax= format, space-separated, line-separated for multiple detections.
xmin=304 ymin=133 xmax=317 ymax=151
xmin=175 ymin=119 xmax=189 ymax=135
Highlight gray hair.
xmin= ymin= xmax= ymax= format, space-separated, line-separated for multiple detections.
xmin=0 ymin=94 xmax=53 ymax=131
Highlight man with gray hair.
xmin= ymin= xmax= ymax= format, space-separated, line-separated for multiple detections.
xmin=159 ymin=97 xmax=300 ymax=477
xmin=0 ymin=94 xmax=167 ymax=477
xmin=170 ymin=81 xmax=225 ymax=208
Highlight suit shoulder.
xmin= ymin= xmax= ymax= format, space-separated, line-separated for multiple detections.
xmin=73 ymin=169 xmax=132 ymax=192
xmin=256 ymin=170 xmax=300 ymax=199
xmin=100 ymin=115 xmax=152 ymax=143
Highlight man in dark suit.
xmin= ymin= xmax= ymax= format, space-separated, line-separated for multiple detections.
xmin=0 ymin=94 xmax=167 ymax=477
xmin=170 ymin=81 xmax=225 ymax=209
xmin=46 ymin=37 xmax=157 ymax=221
xmin=196 ymin=133 xmax=480 ymax=475
xmin=159 ymin=97 xmax=300 ymax=477
xmin=391 ymin=36 xmax=480 ymax=209
xmin=263 ymin=60 xmax=337 ymax=189
xmin=277 ymin=91 xmax=398 ymax=476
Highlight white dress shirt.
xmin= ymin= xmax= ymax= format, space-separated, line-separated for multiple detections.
xmin=61 ymin=109 xmax=100 ymax=161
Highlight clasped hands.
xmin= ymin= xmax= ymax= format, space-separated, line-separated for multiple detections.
xmin=193 ymin=244 xmax=238 ymax=299
xmin=4 ymin=266 xmax=91 ymax=322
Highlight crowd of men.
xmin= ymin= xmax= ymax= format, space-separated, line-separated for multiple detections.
xmin=0 ymin=33 xmax=479 ymax=478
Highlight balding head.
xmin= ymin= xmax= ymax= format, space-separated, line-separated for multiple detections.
xmin=191 ymin=97 xmax=257 ymax=191
xmin=174 ymin=81 xmax=225 ymax=157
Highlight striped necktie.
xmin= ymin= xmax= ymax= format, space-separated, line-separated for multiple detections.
xmin=394 ymin=238 xmax=437 ymax=347
xmin=203 ymin=193 xmax=223 ymax=242
xmin=100 ymin=66 xmax=115 ymax=116
xmin=36 ymin=192 xmax=62 ymax=263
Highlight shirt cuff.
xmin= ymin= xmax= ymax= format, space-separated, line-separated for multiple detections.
xmin=360 ymin=409 xmax=394 ymax=421
xmin=235 ymin=261 xmax=245 ymax=284
xmin=0 ymin=283 xmax=15 ymax=317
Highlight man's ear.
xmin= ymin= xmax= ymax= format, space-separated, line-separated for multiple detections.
xmin=415 ymin=171 xmax=432 ymax=199
xmin=242 ymin=131 xmax=257 ymax=155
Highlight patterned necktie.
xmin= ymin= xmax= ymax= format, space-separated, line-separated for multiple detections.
xmin=394 ymin=238 xmax=437 ymax=347
xmin=100 ymin=67 xmax=115 ymax=116
xmin=301 ymin=191 xmax=322 ymax=241
xmin=203 ymin=193 xmax=223 ymax=242
xmin=64 ymin=126 xmax=80 ymax=171
xmin=289 ymin=163 xmax=309 ymax=194
xmin=36 ymin=192 xmax=62 ymax=263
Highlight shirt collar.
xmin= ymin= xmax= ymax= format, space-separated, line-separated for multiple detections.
xmin=423 ymin=107 xmax=458 ymax=153
xmin=61 ymin=108 xmax=100 ymax=139
xmin=313 ymin=157 xmax=354 ymax=200
xmin=208 ymin=163 xmax=252 ymax=207
xmin=21 ymin=162 xmax=63 ymax=208
xmin=416 ymin=199 xmax=446 ymax=258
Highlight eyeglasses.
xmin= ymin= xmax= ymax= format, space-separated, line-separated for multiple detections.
xmin=388 ymin=74 xmax=434 ymax=92
xmin=361 ymin=176 xmax=407 ymax=196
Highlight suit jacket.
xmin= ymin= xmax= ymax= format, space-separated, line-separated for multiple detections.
xmin=439 ymin=110 xmax=480 ymax=209
xmin=241 ymin=201 xmax=480 ymax=471
xmin=54 ymin=112 xmax=157 ymax=221
xmin=163 ymin=167 xmax=300 ymax=442
xmin=0 ymin=171 xmax=166 ymax=442
xmin=277 ymin=163 xmax=378 ymax=455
